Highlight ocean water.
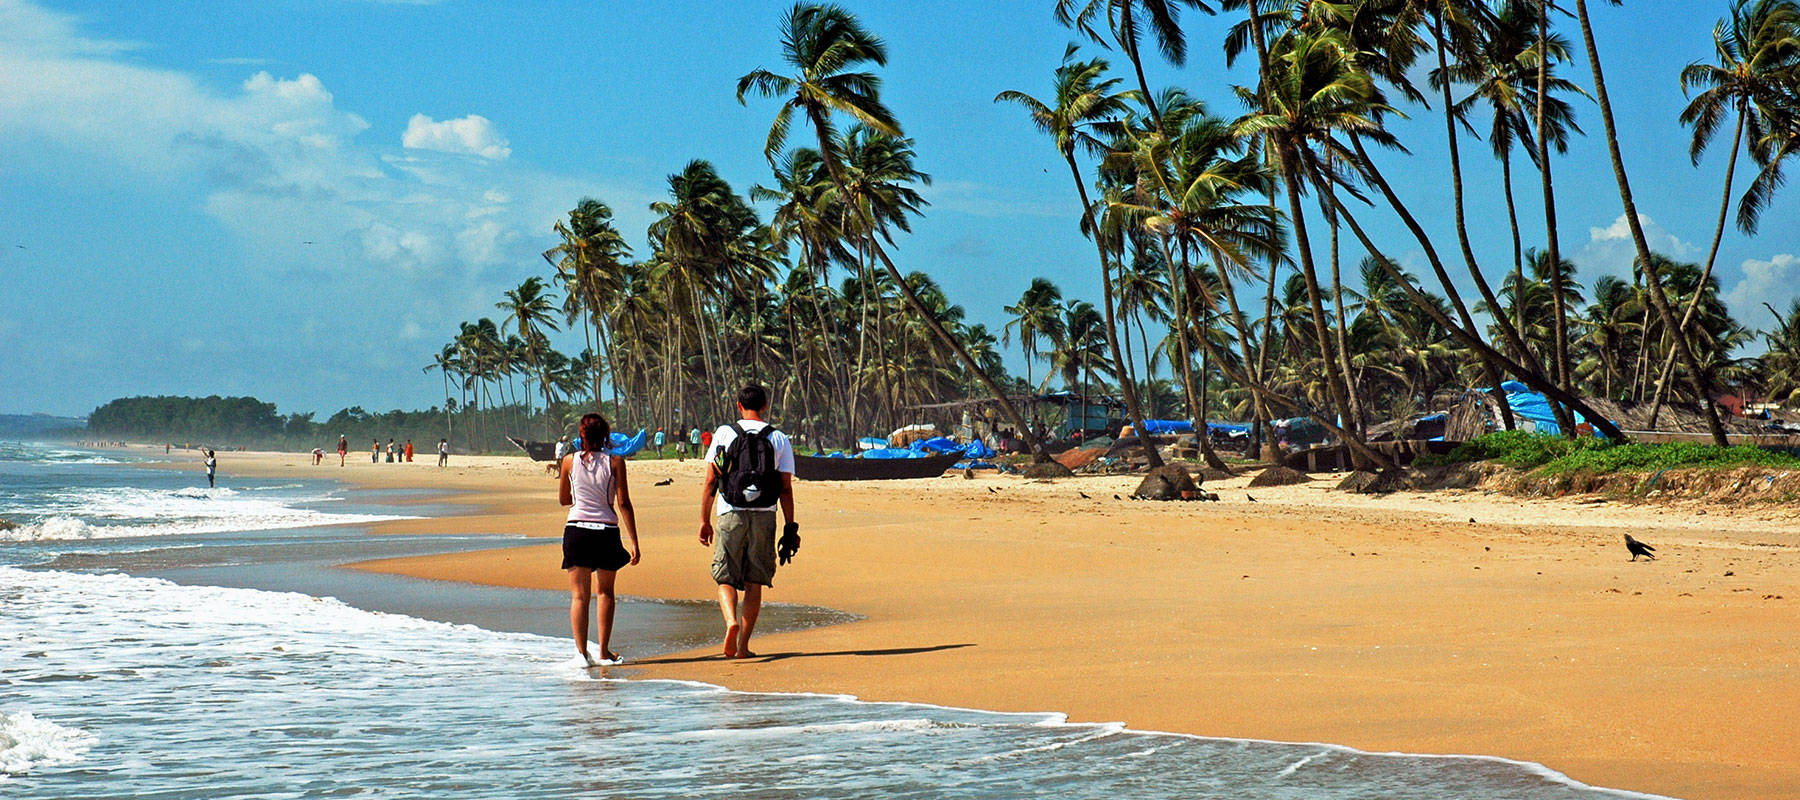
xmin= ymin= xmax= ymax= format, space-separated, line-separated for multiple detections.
xmin=0 ymin=442 xmax=1675 ymax=799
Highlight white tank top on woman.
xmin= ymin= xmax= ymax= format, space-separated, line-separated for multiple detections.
xmin=565 ymin=451 xmax=619 ymax=525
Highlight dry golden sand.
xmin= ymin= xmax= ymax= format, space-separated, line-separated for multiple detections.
xmin=159 ymin=446 xmax=1798 ymax=799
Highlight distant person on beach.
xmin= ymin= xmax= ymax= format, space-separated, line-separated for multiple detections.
xmin=689 ymin=426 xmax=701 ymax=454
xmin=312 ymin=447 xmax=324 ymax=466
xmin=404 ymin=439 xmax=414 ymax=462
xmin=337 ymin=435 xmax=349 ymax=466
xmin=371 ymin=439 xmax=380 ymax=463
xmin=559 ymin=412 xmax=640 ymax=667
xmin=699 ymin=384 xmax=797 ymax=659
xmin=437 ymin=438 xmax=449 ymax=467
xmin=554 ymin=436 xmax=570 ymax=462
xmin=385 ymin=439 xmax=396 ymax=463
xmin=202 ymin=448 xmax=217 ymax=488
xmin=653 ymin=428 xmax=666 ymax=455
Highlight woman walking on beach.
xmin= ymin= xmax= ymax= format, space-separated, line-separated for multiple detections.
xmin=559 ymin=412 xmax=640 ymax=666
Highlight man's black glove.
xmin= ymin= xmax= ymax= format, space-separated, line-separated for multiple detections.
xmin=777 ymin=522 xmax=800 ymax=565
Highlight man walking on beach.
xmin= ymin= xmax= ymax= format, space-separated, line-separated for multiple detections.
xmin=699 ymin=384 xmax=797 ymax=659
xmin=437 ymin=438 xmax=449 ymax=468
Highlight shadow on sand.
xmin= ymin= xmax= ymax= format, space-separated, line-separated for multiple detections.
xmin=630 ymin=643 xmax=974 ymax=666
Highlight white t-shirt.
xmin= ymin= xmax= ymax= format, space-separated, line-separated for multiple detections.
xmin=705 ymin=419 xmax=795 ymax=515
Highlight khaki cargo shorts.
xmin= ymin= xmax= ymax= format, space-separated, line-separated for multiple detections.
xmin=711 ymin=511 xmax=778 ymax=589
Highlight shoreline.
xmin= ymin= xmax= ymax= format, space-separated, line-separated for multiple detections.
xmin=118 ymin=444 xmax=1799 ymax=799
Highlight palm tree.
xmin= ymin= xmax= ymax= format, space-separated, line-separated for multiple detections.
xmin=1650 ymin=0 xmax=1800 ymax=424
xmin=497 ymin=277 xmax=560 ymax=427
xmin=1446 ymin=1 xmax=1584 ymax=371
xmin=544 ymin=198 xmax=632 ymax=409
xmin=1572 ymin=0 xmax=1729 ymax=445
xmin=997 ymin=53 xmax=1162 ymax=466
xmin=1004 ymin=278 xmax=1067 ymax=389
xmin=1054 ymin=0 xmax=1215 ymax=122
xmin=1755 ymin=300 xmax=1800 ymax=405
xmin=739 ymin=3 xmax=1052 ymax=461
xmin=1233 ymin=28 xmax=1380 ymax=464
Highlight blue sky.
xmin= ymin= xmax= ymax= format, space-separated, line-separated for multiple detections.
xmin=1 ymin=0 xmax=1795 ymax=418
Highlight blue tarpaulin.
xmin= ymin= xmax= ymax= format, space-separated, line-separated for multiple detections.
xmin=907 ymin=436 xmax=997 ymax=459
xmin=1494 ymin=381 xmax=1613 ymax=436
xmin=1140 ymin=419 xmax=1252 ymax=435
xmin=571 ymin=430 xmax=649 ymax=457
xmin=862 ymin=447 xmax=927 ymax=459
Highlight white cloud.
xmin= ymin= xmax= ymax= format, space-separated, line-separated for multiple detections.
xmin=0 ymin=0 xmax=643 ymax=282
xmin=402 ymin=113 xmax=511 ymax=160
xmin=1577 ymin=213 xmax=1696 ymax=280
xmin=1725 ymin=253 xmax=1800 ymax=322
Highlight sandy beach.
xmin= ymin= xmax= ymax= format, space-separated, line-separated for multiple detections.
xmin=179 ymin=447 xmax=1798 ymax=800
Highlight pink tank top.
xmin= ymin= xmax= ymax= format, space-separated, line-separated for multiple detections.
xmin=565 ymin=451 xmax=618 ymax=525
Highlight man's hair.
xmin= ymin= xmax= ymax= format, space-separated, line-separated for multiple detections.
xmin=737 ymin=383 xmax=769 ymax=412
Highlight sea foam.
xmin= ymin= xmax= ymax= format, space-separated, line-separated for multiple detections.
xmin=0 ymin=484 xmax=417 ymax=542
xmin=0 ymin=712 xmax=95 ymax=778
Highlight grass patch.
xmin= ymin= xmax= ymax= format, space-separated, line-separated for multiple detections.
xmin=1415 ymin=430 xmax=1800 ymax=474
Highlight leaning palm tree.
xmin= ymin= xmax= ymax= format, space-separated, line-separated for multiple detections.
xmin=1232 ymin=28 xmax=1377 ymax=463
xmin=1647 ymin=0 xmax=1800 ymax=425
xmin=997 ymin=53 xmax=1163 ymax=466
xmin=1572 ymin=0 xmax=1728 ymax=446
xmin=739 ymin=3 xmax=1053 ymax=462
xmin=1446 ymin=0 xmax=1584 ymax=374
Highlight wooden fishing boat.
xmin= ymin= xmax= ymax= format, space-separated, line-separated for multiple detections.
xmin=793 ymin=453 xmax=960 ymax=481
xmin=506 ymin=436 xmax=559 ymax=462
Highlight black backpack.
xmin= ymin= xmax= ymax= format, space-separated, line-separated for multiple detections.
xmin=718 ymin=423 xmax=782 ymax=508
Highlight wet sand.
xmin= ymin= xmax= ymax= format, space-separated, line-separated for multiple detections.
xmin=156 ymin=446 xmax=1800 ymax=799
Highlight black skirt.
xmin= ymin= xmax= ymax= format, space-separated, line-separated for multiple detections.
xmin=562 ymin=523 xmax=631 ymax=571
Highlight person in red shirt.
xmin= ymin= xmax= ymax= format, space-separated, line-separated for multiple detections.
xmin=700 ymin=430 xmax=713 ymax=451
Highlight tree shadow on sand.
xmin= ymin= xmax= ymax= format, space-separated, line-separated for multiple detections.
xmin=631 ymin=643 xmax=974 ymax=666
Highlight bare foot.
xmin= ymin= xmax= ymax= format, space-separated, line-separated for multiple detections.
xmin=578 ymin=651 xmax=598 ymax=667
xmin=722 ymin=624 xmax=741 ymax=658
xmin=733 ymin=649 xmax=758 ymax=659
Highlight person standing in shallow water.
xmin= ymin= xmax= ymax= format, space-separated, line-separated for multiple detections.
xmin=559 ymin=413 xmax=640 ymax=666
xmin=699 ymin=384 xmax=797 ymax=659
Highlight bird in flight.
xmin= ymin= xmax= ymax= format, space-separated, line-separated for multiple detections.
xmin=1624 ymin=534 xmax=1656 ymax=561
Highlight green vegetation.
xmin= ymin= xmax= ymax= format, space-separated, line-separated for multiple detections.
xmin=88 ymin=395 xmax=563 ymax=454
xmin=1422 ymin=430 xmax=1800 ymax=473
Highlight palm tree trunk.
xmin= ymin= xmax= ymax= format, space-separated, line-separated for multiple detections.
xmin=1323 ymin=180 xmax=1629 ymax=441
xmin=1502 ymin=151 xmax=1527 ymax=352
xmin=1573 ymin=0 xmax=1728 ymax=446
xmin=1064 ymin=153 xmax=1163 ymax=467
xmin=1536 ymin=0 xmax=1573 ymax=402
xmin=1276 ymin=140 xmax=1361 ymax=464
xmin=1433 ymin=12 xmax=1544 ymax=378
xmin=1349 ymin=133 xmax=1519 ymax=430
xmin=1647 ymin=108 xmax=1745 ymax=428
xmin=1157 ymin=236 xmax=1207 ymax=454
xmin=1323 ymin=190 xmax=1363 ymax=434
